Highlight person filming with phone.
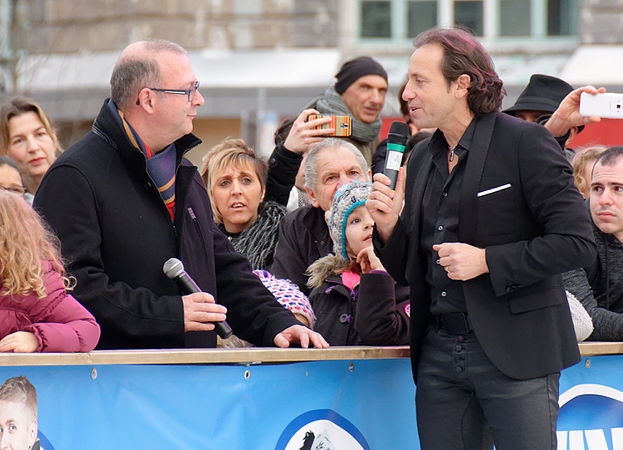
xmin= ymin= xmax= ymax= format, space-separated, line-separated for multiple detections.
xmin=285 ymin=56 xmax=389 ymax=167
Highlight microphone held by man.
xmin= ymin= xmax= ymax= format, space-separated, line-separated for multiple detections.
xmin=163 ymin=257 xmax=233 ymax=339
xmin=383 ymin=121 xmax=409 ymax=190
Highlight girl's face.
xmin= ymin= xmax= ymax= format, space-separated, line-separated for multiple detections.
xmin=7 ymin=111 xmax=56 ymax=180
xmin=344 ymin=205 xmax=375 ymax=258
xmin=212 ymin=161 xmax=265 ymax=234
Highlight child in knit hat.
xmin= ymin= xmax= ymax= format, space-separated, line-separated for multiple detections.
xmin=305 ymin=181 xmax=410 ymax=346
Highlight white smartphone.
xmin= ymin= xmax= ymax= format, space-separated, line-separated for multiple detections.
xmin=580 ymin=92 xmax=623 ymax=119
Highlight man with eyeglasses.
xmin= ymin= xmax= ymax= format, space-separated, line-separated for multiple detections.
xmin=34 ymin=39 xmax=328 ymax=350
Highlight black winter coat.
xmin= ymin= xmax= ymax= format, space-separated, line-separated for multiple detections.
xmin=34 ymin=101 xmax=298 ymax=349
xmin=271 ymin=205 xmax=332 ymax=295
xmin=309 ymin=271 xmax=410 ymax=346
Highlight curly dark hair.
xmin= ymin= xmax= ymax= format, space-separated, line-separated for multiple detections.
xmin=413 ymin=27 xmax=505 ymax=115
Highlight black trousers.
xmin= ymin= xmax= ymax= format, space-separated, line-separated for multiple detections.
xmin=415 ymin=327 xmax=560 ymax=450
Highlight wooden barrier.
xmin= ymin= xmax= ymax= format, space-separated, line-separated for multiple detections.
xmin=0 ymin=341 xmax=618 ymax=367
xmin=0 ymin=343 xmax=621 ymax=448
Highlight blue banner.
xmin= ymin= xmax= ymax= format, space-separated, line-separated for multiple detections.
xmin=0 ymin=359 xmax=417 ymax=449
xmin=1 ymin=355 xmax=622 ymax=449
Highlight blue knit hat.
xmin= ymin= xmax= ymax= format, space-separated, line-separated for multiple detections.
xmin=327 ymin=181 xmax=372 ymax=260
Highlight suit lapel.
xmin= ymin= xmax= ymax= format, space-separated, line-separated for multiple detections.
xmin=404 ymin=140 xmax=433 ymax=236
xmin=459 ymin=112 xmax=497 ymax=243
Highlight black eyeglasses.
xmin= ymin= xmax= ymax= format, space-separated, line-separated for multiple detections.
xmin=148 ymin=81 xmax=200 ymax=102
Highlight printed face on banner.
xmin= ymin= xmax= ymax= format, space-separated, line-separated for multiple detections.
xmin=0 ymin=399 xmax=37 ymax=450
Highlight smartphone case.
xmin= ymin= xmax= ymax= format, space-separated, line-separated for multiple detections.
xmin=580 ymin=92 xmax=623 ymax=119
xmin=308 ymin=114 xmax=353 ymax=137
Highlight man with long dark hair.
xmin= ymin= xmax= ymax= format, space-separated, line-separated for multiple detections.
xmin=367 ymin=28 xmax=595 ymax=449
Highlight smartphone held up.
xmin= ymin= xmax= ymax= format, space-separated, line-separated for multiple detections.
xmin=307 ymin=114 xmax=353 ymax=137
xmin=580 ymin=92 xmax=623 ymax=119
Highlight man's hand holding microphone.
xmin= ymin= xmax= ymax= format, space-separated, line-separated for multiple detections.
xmin=164 ymin=258 xmax=329 ymax=348
xmin=366 ymin=121 xmax=408 ymax=243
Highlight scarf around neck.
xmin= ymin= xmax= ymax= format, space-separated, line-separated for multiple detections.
xmin=313 ymin=86 xmax=382 ymax=145
xmin=107 ymin=99 xmax=177 ymax=220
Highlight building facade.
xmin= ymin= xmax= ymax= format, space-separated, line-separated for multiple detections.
xmin=1 ymin=0 xmax=620 ymax=161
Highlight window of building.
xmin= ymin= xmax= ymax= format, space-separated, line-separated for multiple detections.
xmin=499 ymin=0 xmax=531 ymax=37
xmin=358 ymin=0 xmax=577 ymax=43
xmin=407 ymin=1 xmax=438 ymax=37
xmin=360 ymin=1 xmax=392 ymax=38
xmin=454 ymin=0 xmax=483 ymax=36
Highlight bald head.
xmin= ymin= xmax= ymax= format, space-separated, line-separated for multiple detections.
xmin=110 ymin=40 xmax=186 ymax=110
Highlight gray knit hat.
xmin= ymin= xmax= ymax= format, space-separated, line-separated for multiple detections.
xmin=327 ymin=181 xmax=372 ymax=260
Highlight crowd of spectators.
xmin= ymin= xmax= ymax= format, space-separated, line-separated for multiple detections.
xmin=0 ymin=31 xmax=621 ymax=359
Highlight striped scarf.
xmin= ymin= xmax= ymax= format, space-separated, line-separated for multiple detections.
xmin=109 ymin=100 xmax=177 ymax=220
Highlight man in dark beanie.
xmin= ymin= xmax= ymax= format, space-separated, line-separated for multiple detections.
xmin=307 ymin=56 xmax=388 ymax=165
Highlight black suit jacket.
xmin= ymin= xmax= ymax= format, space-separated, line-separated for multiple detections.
xmin=375 ymin=112 xmax=596 ymax=381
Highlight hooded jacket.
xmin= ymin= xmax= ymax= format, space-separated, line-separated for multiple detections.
xmin=307 ymin=254 xmax=410 ymax=346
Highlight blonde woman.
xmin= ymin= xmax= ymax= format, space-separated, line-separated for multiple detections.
xmin=201 ymin=138 xmax=287 ymax=270
xmin=572 ymin=145 xmax=607 ymax=198
xmin=0 ymin=97 xmax=61 ymax=194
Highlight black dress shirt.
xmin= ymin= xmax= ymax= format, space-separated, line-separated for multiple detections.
xmin=420 ymin=120 xmax=475 ymax=314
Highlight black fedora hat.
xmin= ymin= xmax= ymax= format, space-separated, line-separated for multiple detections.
xmin=504 ymin=74 xmax=583 ymax=132
xmin=504 ymin=74 xmax=574 ymax=114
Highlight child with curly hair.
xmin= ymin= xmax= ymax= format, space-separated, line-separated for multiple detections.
xmin=0 ymin=191 xmax=100 ymax=352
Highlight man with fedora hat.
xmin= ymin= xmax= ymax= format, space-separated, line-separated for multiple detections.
xmin=504 ymin=74 xmax=584 ymax=159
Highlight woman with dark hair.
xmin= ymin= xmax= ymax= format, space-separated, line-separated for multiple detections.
xmin=0 ymin=97 xmax=61 ymax=195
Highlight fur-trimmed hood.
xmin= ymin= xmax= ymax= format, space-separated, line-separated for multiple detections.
xmin=306 ymin=253 xmax=349 ymax=290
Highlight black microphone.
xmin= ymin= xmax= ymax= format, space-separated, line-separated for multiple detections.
xmin=384 ymin=121 xmax=410 ymax=190
xmin=163 ymin=257 xmax=233 ymax=339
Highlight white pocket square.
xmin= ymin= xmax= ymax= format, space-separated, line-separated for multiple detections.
xmin=477 ymin=183 xmax=511 ymax=197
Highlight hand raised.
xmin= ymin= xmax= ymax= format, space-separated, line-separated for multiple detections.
xmin=356 ymin=246 xmax=385 ymax=273
xmin=365 ymin=169 xmax=405 ymax=244
xmin=545 ymin=85 xmax=606 ymax=136
xmin=284 ymin=109 xmax=334 ymax=154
